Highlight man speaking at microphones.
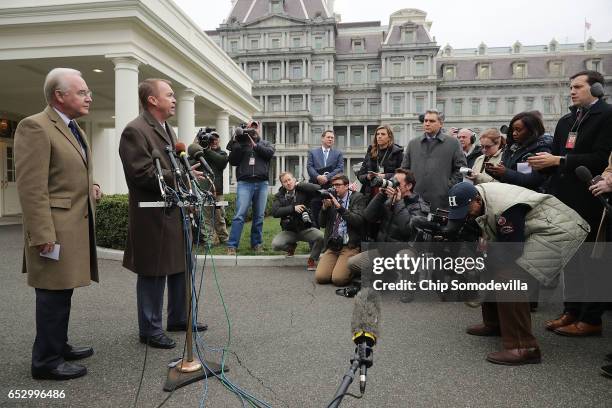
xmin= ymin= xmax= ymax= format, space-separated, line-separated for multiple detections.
xmin=119 ymin=78 xmax=206 ymax=349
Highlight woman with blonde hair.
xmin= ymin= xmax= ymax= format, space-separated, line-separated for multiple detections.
xmin=467 ymin=128 xmax=506 ymax=184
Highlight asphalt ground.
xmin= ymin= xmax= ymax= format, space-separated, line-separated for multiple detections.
xmin=1 ymin=224 xmax=611 ymax=408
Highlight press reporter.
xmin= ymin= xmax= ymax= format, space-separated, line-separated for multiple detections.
xmin=466 ymin=128 xmax=506 ymax=185
xmin=226 ymin=121 xmax=275 ymax=254
xmin=347 ymin=169 xmax=428 ymax=279
xmin=315 ymin=175 xmax=366 ymax=286
xmin=271 ymin=172 xmax=324 ymax=271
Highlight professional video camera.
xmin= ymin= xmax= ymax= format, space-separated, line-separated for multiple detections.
xmin=196 ymin=127 xmax=217 ymax=149
xmin=409 ymin=209 xmax=479 ymax=243
xmin=371 ymin=175 xmax=399 ymax=189
xmin=233 ymin=123 xmax=258 ymax=144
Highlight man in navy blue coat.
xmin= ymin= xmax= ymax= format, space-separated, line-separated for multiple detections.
xmin=307 ymin=130 xmax=344 ymax=227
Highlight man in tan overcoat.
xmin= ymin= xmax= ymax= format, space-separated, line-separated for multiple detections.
xmin=15 ymin=68 xmax=101 ymax=380
xmin=119 ymin=78 xmax=207 ymax=349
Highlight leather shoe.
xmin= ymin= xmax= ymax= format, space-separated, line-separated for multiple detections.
xmin=554 ymin=321 xmax=602 ymax=337
xmin=466 ymin=324 xmax=501 ymax=337
xmin=544 ymin=313 xmax=577 ymax=331
xmin=167 ymin=322 xmax=208 ymax=332
xmin=486 ymin=348 xmax=541 ymax=365
xmin=32 ymin=362 xmax=87 ymax=380
xmin=63 ymin=345 xmax=94 ymax=361
xmin=139 ymin=333 xmax=176 ymax=349
xmin=601 ymin=364 xmax=612 ymax=378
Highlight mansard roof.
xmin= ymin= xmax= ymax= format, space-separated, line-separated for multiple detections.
xmin=226 ymin=0 xmax=332 ymax=25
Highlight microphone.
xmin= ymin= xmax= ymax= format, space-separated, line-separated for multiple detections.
xmin=187 ymin=143 xmax=214 ymax=176
xmin=151 ymin=149 xmax=166 ymax=198
xmin=175 ymin=142 xmax=197 ymax=181
xmin=576 ymin=166 xmax=612 ymax=213
xmin=350 ymin=288 xmax=380 ymax=394
xmin=164 ymin=145 xmax=182 ymax=177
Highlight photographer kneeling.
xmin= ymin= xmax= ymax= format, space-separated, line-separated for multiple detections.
xmin=348 ymin=169 xmax=429 ymax=280
xmin=315 ymin=175 xmax=366 ymax=286
xmin=271 ymin=172 xmax=324 ymax=271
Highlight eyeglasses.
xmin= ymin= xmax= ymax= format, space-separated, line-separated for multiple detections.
xmin=57 ymin=89 xmax=92 ymax=98
xmin=332 ymin=183 xmax=346 ymax=187
xmin=480 ymin=144 xmax=495 ymax=149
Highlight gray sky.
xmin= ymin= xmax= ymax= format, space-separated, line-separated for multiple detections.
xmin=174 ymin=0 xmax=612 ymax=48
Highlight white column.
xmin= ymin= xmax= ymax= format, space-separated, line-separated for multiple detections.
xmin=364 ymin=125 xmax=368 ymax=148
xmin=308 ymin=59 xmax=312 ymax=79
xmin=282 ymin=121 xmax=286 ymax=144
xmin=276 ymin=121 xmax=280 ymax=143
xmin=299 ymin=121 xmax=303 ymax=144
xmin=347 ymin=125 xmax=351 ymax=147
xmin=112 ymin=56 xmax=141 ymax=194
xmin=382 ymin=58 xmax=386 ymax=77
xmin=275 ymin=156 xmax=281 ymax=185
xmin=298 ymin=155 xmax=304 ymax=179
xmin=304 ymin=122 xmax=309 ymax=144
xmin=307 ymin=94 xmax=311 ymax=111
xmin=216 ymin=110 xmax=230 ymax=194
xmin=347 ymin=157 xmax=351 ymax=176
xmin=177 ymin=88 xmax=196 ymax=144
xmin=302 ymin=59 xmax=306 ymax=78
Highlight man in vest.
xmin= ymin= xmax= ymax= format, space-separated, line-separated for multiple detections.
xmin=447 ymin=182 xmax=589 ymax=365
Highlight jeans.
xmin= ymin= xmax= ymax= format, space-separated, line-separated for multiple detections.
xmin=228 ymin=180 xmax=269 ymax=248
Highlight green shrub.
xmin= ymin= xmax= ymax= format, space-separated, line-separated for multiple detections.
xmin=95 ymin=191 xmax=276 ymax=250
xmin=95 ymin=194 xmax=129 ymax=250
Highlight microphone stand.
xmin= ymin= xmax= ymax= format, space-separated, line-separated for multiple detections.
xmin=327 ymin=343 xmax=373 ymax=407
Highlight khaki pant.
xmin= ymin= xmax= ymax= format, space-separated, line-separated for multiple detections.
xmin=315 ymin=246 xmax=360 ymax=286
xmin=271 ymin=228 xmax=324 ymax=260
xmin=202 ymin=200 xmax=228 ymax=245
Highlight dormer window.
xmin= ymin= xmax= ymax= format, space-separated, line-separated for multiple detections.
xmin=443 ymin=64 xmax=456 ymax=80
xmin=271 ymin=0 xmax=283 ymax=14
xmin=512 ymin=62 xmax=527 ymax=78
xmin=400 ymin=23 xmax=417 ymax=44
xmin=512 ymin=41 xmax=522 ymax=54
xmin=549 ymin=39 xmax=558 ymax=52
xmin=478 ymin=42 xmax=487 ymax=56
xmin=549 ymin=61 xmax=564 ymax=77
xmin=352 ymin=38 xmax=365 ymax=52
xmin=477 ymin=63 xmax=491 ymax=80
xmin=587 ymin=59 xmax=602 ymax=73
xmin=586 ymin=37 xmax=595 ymax=51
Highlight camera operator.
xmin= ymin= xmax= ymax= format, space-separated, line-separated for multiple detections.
xmin=347 ymin=169 xmax=429 ymax=279
xmin=194 ymin=130 xmax=229 ymax=245
xmin=271 ymin=172 xmax=324 ymax=271
xmin=315 ymin=175 xmax=366 ymax=287
xmin=447 ymin=181 xmax=589 ymax=365
xmin=226 ymin=121 xmax=275 ymax=255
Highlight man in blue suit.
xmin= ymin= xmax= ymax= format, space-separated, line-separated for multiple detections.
xmin=307 ymin=130 xmax=344 ymax=227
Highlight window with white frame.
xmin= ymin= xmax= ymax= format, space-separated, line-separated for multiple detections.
xmin=313 ymin=65 xmax=323 ymax=80
xmin=587 ymin=59 xmax=602 ymax=72
xmin=506 ymin=98 xmax=516 ymax=115
xmin=477 ymin=63 xmax=491 ymax=80
xmin=453 ymin=99 xmax=463 ymax=116
xmin=471 ymin=99 xmax=480 ymax=115
xmin=290 ymin=96 xmax=303 ymax=111
xmin=392 ymin=96 xmax=403 ymax=114
xmin=488 ymin=99 xmax=498 ymax=115
xmin=271 ymin=38 xmax=280 ymax=48
xmin=314 ymin=36 xmax=324 ymax=49
xmin=549 ymin=61 xmax=564 ymax=77
xmin=335 ymin=102 xmax=347 ymax=116
xmin=543 ymin=97 xmax=553 ymax=114
xmin=436 ymin=100 xmax=445 ymax=114
xmin=353 ymin=70 xmax=363 ymax=84
xmin=269 ymin=96 xmax=281 ymax=112
xmin=249 ymin=66 xmax=260 ymax=80
xmin=524 ymin=97 xmax=534 ymax=111
xmin=271 ymin=0 xmax=283 ymax=13
xmin=369 ymin=68 xmax=379 ymax=82
xmin=414 ymin=60 xmax=426 ymax=76
xmin=312 ymin=98 xmax=323 ymax=115
xmin=292 ymin=65 xmax=302 ymax=79
xmin=230 ymin=40 xmax=238 ymax=52
xmin=270 ymin=65 xmax=281 ymax=80
xmin=414 ymin=96 xmax=425 ymax=114
xmin=337 ymin=70 xmax=346 ymax=83
xmin=392 ymin=62 xmax=402 ymax=77
xmin=250 ymin=39 xmax=259 ymax=49
xmin=443 ymin=65 xmax=456 ymax=80
xmin=368 ymin=101 xmax=380 ymax=115
xmin=352 ymin=101 xmax=363 ymax=115
xmin=352 ymin=39 xmax=364 ymax=52
xmin=292 ymin=36 xmax=301 ymax=48
xmin=512 ymin=62 xmax=527 ymax=78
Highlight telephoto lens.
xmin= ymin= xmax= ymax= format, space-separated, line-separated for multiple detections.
xmin=371 ymin=176 xmax=399 ymax=189
xmin=301 ymin=211 xmax=312 ymax=228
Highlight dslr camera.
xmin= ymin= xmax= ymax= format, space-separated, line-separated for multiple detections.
xmin=196 ymin=127 xmax=218 ymax=149
xmin=459 ymin=167 xmax=473 ymax=177
xmin=318 ymin=187 xmax=336 ymax=199
xmin=371 ymin=175 xmax=400 ymax=189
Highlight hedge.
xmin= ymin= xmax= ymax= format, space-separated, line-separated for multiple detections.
xmin=95 ymin=192 xmax=275 ymax=250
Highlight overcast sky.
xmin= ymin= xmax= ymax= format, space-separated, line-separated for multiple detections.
xmin=174 ymin=0 xmax=612 ymax=48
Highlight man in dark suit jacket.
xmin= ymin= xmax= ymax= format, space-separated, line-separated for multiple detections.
xmin=306 ymin=130 xmax=344 ymax=227
xmin=529 ymin=70 xmax=612 ymax=337
xmin=119 ymin=78 xmax=207 ymax=349
xmin=15 ymin=68 xmax=100 ymax=380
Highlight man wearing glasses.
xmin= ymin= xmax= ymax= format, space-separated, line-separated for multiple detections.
xmin=315 ymin=175 xmax=366 ymax=286
xmin=15 ymin=68 xmax=101 ymax=380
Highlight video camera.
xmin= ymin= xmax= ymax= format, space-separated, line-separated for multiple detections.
xmin=196 ymin=127 xmax=218 ymax=149
xmin=318 ymin=187 xmax=336 ymax=199
xmin=409 ymin=209 xmax=478 ymax=243
xmin=233 ymin=122 xmax=258 ymax=144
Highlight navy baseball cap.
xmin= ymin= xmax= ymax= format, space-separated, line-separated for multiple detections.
xmin=447 ymin=182 xmax=479 ymax=220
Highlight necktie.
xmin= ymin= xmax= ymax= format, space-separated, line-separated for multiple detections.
xmin=324 ymin=149 xmax=329 ymax=166
xmin=68 ymin=121 xmax=86 ymax=157
xmin=576 ymin=108 xmax=583 ymax=122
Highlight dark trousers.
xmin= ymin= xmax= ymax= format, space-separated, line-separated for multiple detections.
xmin=481 ymin=265 xmax=538 ymax=350
xmin=310 ymin=196 xmax=322 ymax=228
xmin=562 ymin=247 xmax=605 ymax=325
xmin=136 ymin=273 xmax=187 ymax=337
xmin=32 ymin=288 xmax=73 ymax=370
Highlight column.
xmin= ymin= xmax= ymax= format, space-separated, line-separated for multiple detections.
xmin=346 ymin=125 xmax=351 ymax=148
xmin=304 ymin=122 xmax=309 ymax=144
xmin=299 ymin=121 xmax=303 ymax=144
xmin=264 ymin=61 xmax=268 ymax=80
xmin=276 ymin=122 xmax=280 ymax=143
xmin=298 ymin=155 xmax=304 ymax=179
xmin=260 ymin=61 xmax=264 ymax=77
xmin=307 ymin=94 xmax=311 ymax=111
xmin=308 ymin=59 xmax=312 ymax=79
xmin=281 ymin=156 xmax=286 ymax=172
xmin=215 ymin=110 xmax=231 ymax=194
xmin=281 ymin=121 xmax=286 ymax=144
xmin=112 ymin=56 xmax=141 ymax=194
xmin=347 ymin=157 xmax=351 ymax=176
xmin=302 ymin=59 xmax=306 ymax=78
xmin=382 ymin=58 xmax=386 ymax=77
xmin=275 ymin=156 xmax=281 ymax=185
xmin=364 ymin=125 xmax=368 ymax=148
xmin=264 ymin=95 xmax=268 ymax=112
xmin=177 ymin=88 xmax=196 ymax=144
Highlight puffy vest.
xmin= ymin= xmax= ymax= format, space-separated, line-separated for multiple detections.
xmin=474 ymin=183 xmax=590 ymax=286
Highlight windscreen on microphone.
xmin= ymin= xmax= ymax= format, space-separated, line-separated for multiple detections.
xmin=187 ymin=143 xmax=204 ymax=159
xmin=350 ymin=288 xmax=381 ymax=347
xmin=175 ymin=142 xmax=187 ymax=154
xmin=575 ymin=165 xmax=594 ymax=185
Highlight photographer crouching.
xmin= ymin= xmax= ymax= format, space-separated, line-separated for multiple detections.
xmin=347 ymin=169 xmax=429 ymax=283
xmin=271 ymin=172 xmax=324 ymax=271
xmin=315 ymin=175 xmax=366 ymax=286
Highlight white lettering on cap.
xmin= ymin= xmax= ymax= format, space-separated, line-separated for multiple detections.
xmin=449 ymin=196 xmax=458 ymax=207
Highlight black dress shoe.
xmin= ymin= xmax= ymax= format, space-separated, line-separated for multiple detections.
xmin=32 ymin=362 xmax=87 ymax=380
xmin=139 ymin=333 xmax=176 ymax=349
xmin=64 ymin=345 xmax=94 ymax=361
xmin=167 ymin=322 xmax=208 ymax=332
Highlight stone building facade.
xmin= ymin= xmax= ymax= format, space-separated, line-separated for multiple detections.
xmin=209 ymin=0 xmax=612 ymax=185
